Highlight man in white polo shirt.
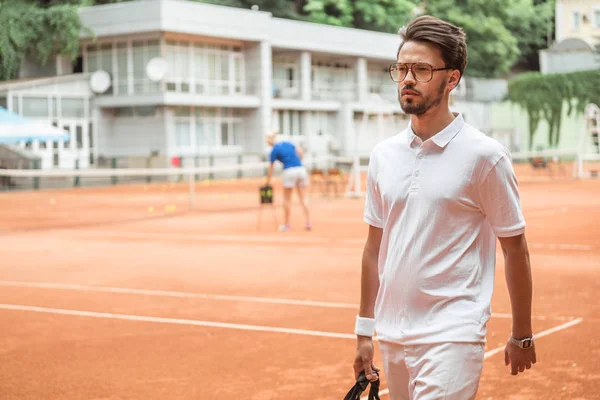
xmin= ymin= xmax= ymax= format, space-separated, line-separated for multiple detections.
xmin=352 ymin=15 xmax=537 ymax=399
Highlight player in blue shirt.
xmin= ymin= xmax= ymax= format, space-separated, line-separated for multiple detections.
xmin=265 ymin=132 xmax=312 ymax=232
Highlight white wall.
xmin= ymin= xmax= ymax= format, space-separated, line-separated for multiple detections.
xmin=98 ymin=112 xmax=167 ymax=158
xmin=269 ymin=18 xmax=398 ymax=60
xmin=160 ymin=0 xmax=271 ymax=41
xmin=79 ymin=0 xmax=163 ymax=38
xmin=79 ymin=0 xmax=399 ymax=62
xmin=79 ymin=0 xmax=271 ymax=41
xmin=244 ymin=42 xmax=272 ymax=154
xmin=539 ymin=48 xmax=600 ymax=74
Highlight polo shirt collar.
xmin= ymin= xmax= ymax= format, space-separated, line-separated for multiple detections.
xmin=406 ymin=113 xmax=464 ymax=148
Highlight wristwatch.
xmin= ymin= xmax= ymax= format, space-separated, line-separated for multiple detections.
xmin=509 ymin=334 xmax=534 ymax=349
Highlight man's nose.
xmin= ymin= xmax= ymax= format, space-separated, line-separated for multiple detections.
xmin=402 ymin=68 xmax=417 ymax=85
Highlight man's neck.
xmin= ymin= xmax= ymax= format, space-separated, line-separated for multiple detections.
xmin=410 ymin=106 xmax=456 ymax=142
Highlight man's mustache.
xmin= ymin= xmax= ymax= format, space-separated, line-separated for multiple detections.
xmin=401 ymin=86 xmax=421 ymax=95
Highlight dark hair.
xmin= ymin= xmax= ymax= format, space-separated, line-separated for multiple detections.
xmin=397 ymin=15 xmax=467 ymax=79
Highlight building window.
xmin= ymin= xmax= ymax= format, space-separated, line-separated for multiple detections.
xmin=572 ymin=11 xmax=580 ymax=30
xmin=61 ymin=98 xmax=85 ymax=119
xmin=272 ymin=110 xmax=304 ymax=136
xmin=135 ymin=106 xmax=157 ymax=117
xmin=76 ymin=126 xmax=83 ymax=149
xmin=115 ymin=42 xmax=129 ymax=94
xmin=311 ymin=60 xmax=355 ymax=101
xmin=132 ymin=40 xmax=160 ymax=94
xmin=86 ymin=39 xmax=160 ymax=95
xmin=175 ymin=120 xmax=191 ymax=147
xmin=63 ymin=125 xmax=71 ymax=150
xmin=114 ymin=107 xmax=134 ymax=118
xmin=273 ymin=57 xmax=299 ymax=99
xmin=113 ymin=106 xmax=156 ymax=118
xmin=88 ymin=123 xmax=94 ymax=149
xmin=21 ymin=97 xmax=49 ymax=118
xmin=310 ymin=111 xmax=335 ymax=137
xmin=86 ymin=43 xmax=114 ymax=95
xmin=166 ymin=41 xmax=245 ymax=96
xmin=173 ymin=107 xmax=243 ymax=154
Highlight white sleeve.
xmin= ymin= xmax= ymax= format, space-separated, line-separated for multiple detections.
xmin=478 ymin=153 xmax=526 ymax=237
xmin=363 ymin=154 xmax=384 ymax=228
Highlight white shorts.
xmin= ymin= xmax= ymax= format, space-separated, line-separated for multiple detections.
xmin=282 ymin=166 xmax=308 ymax=188
xmin=379 ymin=341 xmax=485 ymax=400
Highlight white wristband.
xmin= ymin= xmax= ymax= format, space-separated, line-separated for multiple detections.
xmin=354 ymin=315 xmax=376 ymax=337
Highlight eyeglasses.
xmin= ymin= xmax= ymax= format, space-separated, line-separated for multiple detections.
xmin=388 ymin=63 xmax=453 ymax=83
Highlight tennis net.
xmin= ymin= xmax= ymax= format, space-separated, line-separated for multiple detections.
xmin=0 ymin=156 xmax=347 ymax=231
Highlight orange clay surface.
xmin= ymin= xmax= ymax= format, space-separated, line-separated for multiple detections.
xmin=0 ymin=167 xmax=599 ymax=400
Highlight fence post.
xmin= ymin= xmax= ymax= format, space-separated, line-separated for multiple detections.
xmin=209 ymin=154 xmax=214 ymax=181
xmin=237 ymin=154 xmax=243 ymax=179
xmin=74 ymin=159 xmax=80 ymax=188
xmin=146 ymin=156 xmax=152 ymax=184
xmin=33 ymin=159 xmax=40 ymax=190
xmin=111 ymin=157 xmax=118 ymax=185
xmin=179 ymin=156 xmax=184 ymax=182
xmin=194 ymin=156 xmax=200 ymax=181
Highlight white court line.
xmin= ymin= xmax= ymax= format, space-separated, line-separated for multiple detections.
xmin=0 ymin=303 xmax=579 ymax=343
xmin=481 ymin=317 xmax=584 ymax=359
xmin=56 ymin=230 xmax=595 ymax=252
xmin=364 ymin=317 xmax=584 ymax=400
xmin=0 ymin=281 xmax=573 ymax=321
xmin=0 ymin=281 xmax=359 ymax=309
xmin=0 ymin=303 xmax=584 ymax=400
xmin=0 ymin=304 xmax=356 ymax=339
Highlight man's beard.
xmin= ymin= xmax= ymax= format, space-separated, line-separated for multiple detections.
xmin=398 ymin=80 xmax=446 ymax=115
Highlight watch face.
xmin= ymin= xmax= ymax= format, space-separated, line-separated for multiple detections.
xmin=522 ymin=339 xmax=532 ymax=348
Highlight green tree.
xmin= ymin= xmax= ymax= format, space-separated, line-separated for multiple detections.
xmin=0 ymin=0 xmax=556 ymax=82
xmin=352 ymin=0 xmax=416 ymax=32
xmin=0 ymin=0 xmax=84 ymax=81
xmin=504 ymin=0 xmax=554 ymax=70
xmin=302 ymin=0 xmax=416 ymax=32
xmin=424 ymin=0 xmax=552 ymax=78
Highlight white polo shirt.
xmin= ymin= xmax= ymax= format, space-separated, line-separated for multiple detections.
xmin=364 ymin=114 xmax=525 ymax=345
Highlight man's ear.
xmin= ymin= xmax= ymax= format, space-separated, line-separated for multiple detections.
xmin=447 ymin=70 xmax=461 ymax=92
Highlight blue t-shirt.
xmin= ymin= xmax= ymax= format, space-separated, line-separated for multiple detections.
xmin=270 ymin=142 xmax=302 ymax=169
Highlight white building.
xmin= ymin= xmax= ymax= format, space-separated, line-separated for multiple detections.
xmin=0 ymin=0 xmax=489 ymax=171
xmin=539 ymin=0 xmax=600 ymax=74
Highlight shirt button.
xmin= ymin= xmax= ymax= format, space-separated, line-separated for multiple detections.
xmin=414 ymin=171 xmax=419 ymax=176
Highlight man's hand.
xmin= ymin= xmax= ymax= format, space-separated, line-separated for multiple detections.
xmin=353 ymin=336 xmax=380 ymax=382
xmin=504 ymin=339 xmax=537 ymax=375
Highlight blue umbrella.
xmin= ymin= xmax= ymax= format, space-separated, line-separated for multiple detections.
xmin=0 ymin=106 xmax=70 ymax=144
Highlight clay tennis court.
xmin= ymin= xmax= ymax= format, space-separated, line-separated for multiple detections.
xmin=1 ymin=165 xmax=599 ymax=400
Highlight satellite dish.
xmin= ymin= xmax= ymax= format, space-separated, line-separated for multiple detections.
xmin=89 ymin=70 xmax=111 ymax=94
xmin=146 ymin=57 xmax=169 ymax=82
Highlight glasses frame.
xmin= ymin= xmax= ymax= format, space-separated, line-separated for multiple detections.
xmin=388 ymin=62 xmax=453 ymax=83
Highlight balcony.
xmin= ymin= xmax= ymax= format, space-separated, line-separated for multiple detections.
xmin=367 ymin=84 xmax=397 ymax=103
xmin=272 ymin=78 xmax=300 ymax=99
xmin=312 ymin=84 xmax=355 ymax=101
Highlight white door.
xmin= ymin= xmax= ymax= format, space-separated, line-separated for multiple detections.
xmin=60 ymin=120 xmax=89 ymax=169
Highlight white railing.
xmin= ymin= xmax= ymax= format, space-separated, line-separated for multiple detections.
xmin=272 ymin=79 xmax=300 ymax=99
xmin=312 ymin=85 xmax=355 ymax=101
